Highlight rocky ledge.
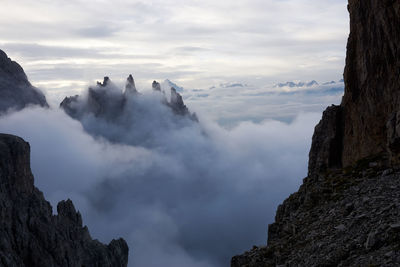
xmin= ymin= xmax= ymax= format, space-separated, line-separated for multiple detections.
xmin=0 ymin=133 xmax=128 ymax=266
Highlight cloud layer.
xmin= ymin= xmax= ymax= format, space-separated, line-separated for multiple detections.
xmin=0 ymin=94 xmax=320 ymax=266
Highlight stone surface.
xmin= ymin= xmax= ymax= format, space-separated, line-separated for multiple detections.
xmin=341 ymin=0 xmax=400 ymax=167
xmin=0 ymin=133 xmax=128 ymax=266
xmin=308 ymin=105 xmax=343 ymax=176
xmin=232 ymin=0 xmax=400 ymax=265
xmin=0 ymin=49 xmax=48 ymax=113
xmin=307 ymin=0 xmax=400 ymax=170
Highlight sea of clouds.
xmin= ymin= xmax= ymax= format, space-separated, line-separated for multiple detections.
xmin=0 ymin=82 xmax=323 ymax=266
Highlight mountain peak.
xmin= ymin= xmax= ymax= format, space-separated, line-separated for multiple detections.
xmin=125 ymin=74 xmax=137 ymax=94
xmin=0 ymin=49 xmax=48 ymax=113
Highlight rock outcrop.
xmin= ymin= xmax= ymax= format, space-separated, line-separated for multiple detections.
xmin=0 ymin=133 xmax=128 ymax=266
xmin=341 ymin=0 xmax=400 ymax=167
xmin=308 ymin=0 xmax=400 ymax=173
xmin=232 ymin=0 xmax=400 ymax=265
xmin=0 ymin=49 xmax=48 ymax=113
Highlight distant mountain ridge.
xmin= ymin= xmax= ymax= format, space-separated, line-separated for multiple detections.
xmin=274 ymin=80 xmax=319 ymax=88
xmin=274 ymin=79 xmax=344 ymax=89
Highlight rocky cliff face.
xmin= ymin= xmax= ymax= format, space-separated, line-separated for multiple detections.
xmin=309 ymin=0 xmax=400 ymax=173
xmin=341 ymin=0 xmax=400 ymax=167
xmin=0 ymin=49 xmax=48 ymax=113
xmin=0 ymin=133 xmax=128 ymax=266
xmin=232 ymin=0 xmax=400 ymax=265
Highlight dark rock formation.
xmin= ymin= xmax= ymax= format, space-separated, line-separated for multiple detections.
xmin=341 ymin=0 xmax=400 ymax=167
xmin=168 ymin=87 xmax=198 ymax=121
xmin=308 ymin=105 xmax=343 ymax=176
xmin=125 ymin=74 xmax=137 ymax=94
xmin=152 ymin=80 xmax=161 ymax=91
xmin=0 ymin=49 xmax=48 ymax=113
xmin=0 ymin=133 xmax=128 ymax=266
xmin=308 ymin=0 xmax=400 ymax=171
xmin=232 ymin=0 xmax=400 ymax=265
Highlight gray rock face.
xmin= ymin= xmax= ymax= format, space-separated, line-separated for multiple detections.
xmin=340 ymin=0 xmax=400 ymax=167
xmin=168 ymin=87 xmax=198 ymax=120
xmin=232 ymin=0 xmax=400 ymax=265
xmin=308 ymin=105 xmax=343 ymax=176
xmin=0 ymin=49 xmax=48 ymax=113
xmin=308 ymin=1 xmax=400 ymax=171
xmin=0 ymin=133 xmax=128 ymax=266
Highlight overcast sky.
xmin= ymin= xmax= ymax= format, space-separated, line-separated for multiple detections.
xmin=1 ymin=0 xmax=348 ymax=100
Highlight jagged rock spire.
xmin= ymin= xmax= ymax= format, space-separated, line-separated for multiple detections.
xmin=169 ymin=87 xmax=198 ymax=121
xmin=170 ymin=87 xmax=185 ymax=110
xmin=97 ymin=76 xmax=110 ymax=87
xmin=152 ymin=80 xmax=161 ymax=91
xmin=125 ymin=74 xmax=137 ymax=94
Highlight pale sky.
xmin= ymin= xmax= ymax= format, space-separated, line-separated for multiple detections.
xmin=1 ymin=0 xmax=348 ymax=101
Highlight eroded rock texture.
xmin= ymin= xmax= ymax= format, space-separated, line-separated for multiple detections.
xmin=308 ymin=0 xmax=400 ymax=171
xmin=0 ymin=133 xmax=128 ymax=266
xmin=232 ymin=0 xmax=400 ymax=266
xmin=308 ymin=105 xmax=343 ymax=176
xmin=0 ymin=49 xmax=48 ymax=113
xmin=341 ymin=0 xmax=400 ymax=167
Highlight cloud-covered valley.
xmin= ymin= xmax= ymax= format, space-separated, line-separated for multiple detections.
xmin=0 ymin=79 xmax=323 ymax=266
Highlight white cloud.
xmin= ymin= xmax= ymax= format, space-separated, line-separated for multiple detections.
xmin=0 ymin=101 xmax=320 ymax=266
